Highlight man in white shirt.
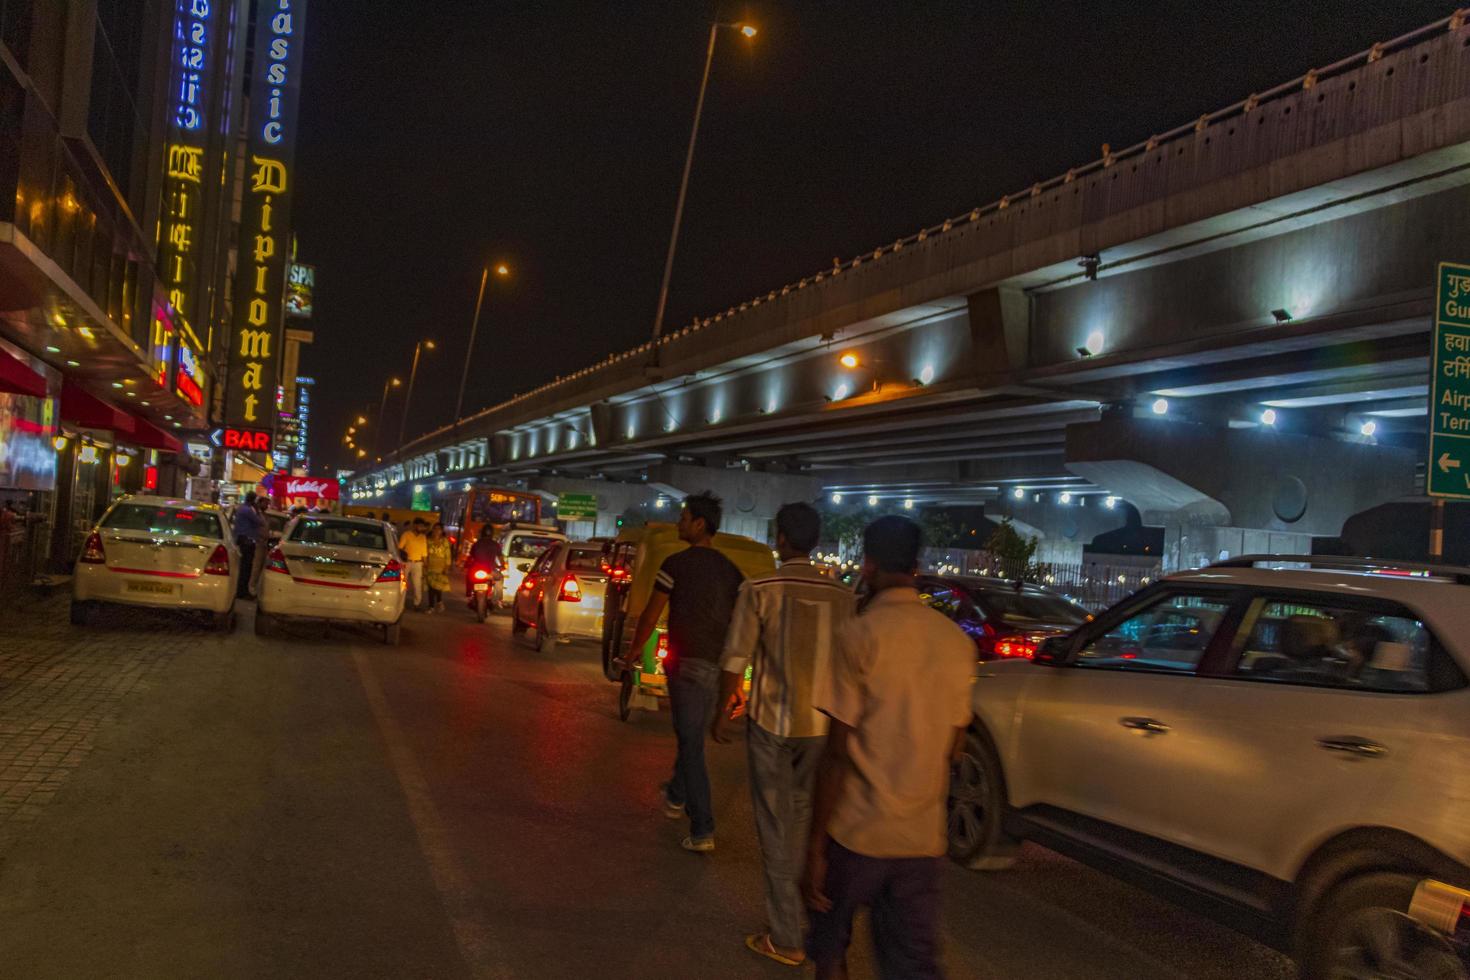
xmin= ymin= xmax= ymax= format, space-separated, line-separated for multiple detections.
xmin=802 ymin=516 xmax=975 ymax=980
xmin=715 ymin=503 xmax=854 ymax=967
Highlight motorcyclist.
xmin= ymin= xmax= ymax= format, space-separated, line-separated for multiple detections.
xmin=465 ymin=524 xmax=504 ymax=598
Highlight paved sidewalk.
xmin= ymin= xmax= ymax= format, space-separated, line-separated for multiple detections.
xmin=0 ymin=597 xmax=197 ymax=848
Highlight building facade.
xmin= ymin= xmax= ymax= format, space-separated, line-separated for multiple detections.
xmin=0 ymin=0 xmax=306 ymax=592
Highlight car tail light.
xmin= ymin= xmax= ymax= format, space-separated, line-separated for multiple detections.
xmin=267 ymin=548 xmax=290 ymax=575
xmin=376 ymin=558 xmax=402 ymax=582
xmin=80 ymin=531 xmax=106 ymax=564
xmin=656 ymin=634 xmax=669 ymax=660
xmin=609 ymin=566 xmax=629 ymax=581
xmin=472 ymin=568 xmax=491 ymax=582
xmin=519 ymin=575 xmax=536 ymax=594
xmin=204 ymin=544 xmax=231 ymax=576
xmin=993 ymin=637 xmax=1037 ymax=660
xmin=558 ymin=573 xmax=582 ymax=602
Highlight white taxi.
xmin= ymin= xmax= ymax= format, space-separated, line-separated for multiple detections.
xmin=511 ymin=540 xmax=609 ymax=649
xmin=71 ymin=495 xmax=238 ymax=630
xmin=255 ymin=515 xmax=407 ymax=644
xmin=495 ymin=524 xmax=566 ymax=607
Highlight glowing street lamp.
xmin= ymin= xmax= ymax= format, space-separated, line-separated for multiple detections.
xmin=398 ymin=339 xmax=437 ymax=448
xmin=455 ymin=262 xmax=512 ymax=422
xmin=375 ymin=376 xmax=402 ymax=455
xmin=648 ymin=19 xmax=760 ymax=364
xmin=839 ymin=353 xmax=859 ymax=369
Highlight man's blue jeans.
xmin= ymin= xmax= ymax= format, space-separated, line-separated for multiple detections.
xmin=665 ymin=657 xmax=720 ymax=839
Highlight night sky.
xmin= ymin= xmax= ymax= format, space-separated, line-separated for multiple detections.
xmin=293 ymin=1 xmax=1452 ymax=473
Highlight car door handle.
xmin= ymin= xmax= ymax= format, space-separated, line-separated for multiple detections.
xmin=1317 ymin=736 xmax=1387 ymax=758
xmin=1120 ymin=717 xmax=1171 ymax=735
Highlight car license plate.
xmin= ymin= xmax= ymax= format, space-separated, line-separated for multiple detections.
xmin=126 ymin=580 xmax=176 ymax=596
xmin=313 ymin=565 xmax=350 ymax=578
xmin=472 ymin=583 xmax=489 ymax=593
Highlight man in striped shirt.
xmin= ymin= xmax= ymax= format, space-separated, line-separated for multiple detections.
xmin=715 ymin=502 xmax=855 ymax=968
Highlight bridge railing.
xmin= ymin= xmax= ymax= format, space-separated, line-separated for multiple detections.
xmin=923 ymin=547 xmax=1162 ymax=611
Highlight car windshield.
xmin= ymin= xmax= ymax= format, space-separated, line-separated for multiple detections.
xmin=103 ymin=504 xmax=221 ymax=539
xmin=567 ymin=548 xmax=602 ymax=572
xmin=508 ymin=535 xmax=559 ymax=559
xmin=290 ymin=519 xmax=387 ymax=551
xmin=975 ymin=588 xmax=1089 ymax=625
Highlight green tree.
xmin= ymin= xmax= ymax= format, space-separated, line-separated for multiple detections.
xmin=985 ymin=517 xmax=1040 ymax=581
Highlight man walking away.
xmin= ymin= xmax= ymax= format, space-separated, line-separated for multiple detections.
xmin=248 ymin=494 xmax=273 ymax=597
xmin=802 ymin=516 xmax=975 ymax=980
xmin=714 ymin=502 xmax=854 ymax=967
xmin=397 ymin=517 xmax=430 ymax=611
xmin=233 ymin=492 xmax=265 ymax=600
xmin=628 ymin=491 xmax=744 ymax=853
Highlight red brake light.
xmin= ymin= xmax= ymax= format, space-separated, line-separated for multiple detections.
xmin=472 ymin=568 xmax=490 ymax=581
xmin=519 ymin=575 xmax=536 ymax=594
xmin=267 ymin=548 xmax=290 ymax=575
xmin=558 ymin=573 xmax=581 ymax=603
xmin=204 ymin=544 xmax=231 ymax=576
xmin=993 ymin=637 xmax=1037 ymax=660
xmin=80 ymin=531 xmax=106 ymax=564
xmin=376 ymin=558 xmax=402 ymax=583
xmin=656 ymin=634 xmax=669 ymax=660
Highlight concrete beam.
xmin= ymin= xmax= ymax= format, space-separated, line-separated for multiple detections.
xmin=1064 ymin=415 xmax=1416 ymax=537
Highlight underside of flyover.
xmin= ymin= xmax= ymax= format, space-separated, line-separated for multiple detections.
xmin=350 ymin=22 xmax=1470 ymax=571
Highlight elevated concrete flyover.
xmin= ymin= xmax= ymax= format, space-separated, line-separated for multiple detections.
xmin=350 ymin=16 xmax=1470 ymax=562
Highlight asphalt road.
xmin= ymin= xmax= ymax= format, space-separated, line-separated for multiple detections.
xmin=0 ymin=592 xmax=1296 ymax=979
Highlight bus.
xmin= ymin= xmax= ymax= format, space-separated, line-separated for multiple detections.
xmin=439 ymin=486 xmax=543 ymax=563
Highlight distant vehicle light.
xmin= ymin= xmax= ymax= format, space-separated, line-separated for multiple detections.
xmin=472 ymin=568 xmax=491 ymax=582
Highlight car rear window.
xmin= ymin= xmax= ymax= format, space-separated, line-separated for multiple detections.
xmin=290 ymin=520 xmax=387 ymax=551
xmin=975 ymin=589 xmax=1089 ymax=625
xmin=567 ymin=548 xmax=603 ymax=572
xmin=103 ymin=504 xmax=221 ymax=539
xmin=508 ymin=535 xmax=559 ymax=559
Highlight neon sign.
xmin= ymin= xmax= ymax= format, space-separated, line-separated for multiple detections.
xmin=225 ymin=0 xmax=308 ymax=431
xmin=159 ymin=0 xmax=217 ymax=327
xmin=176 ymin=339 xmax=204 ymax=407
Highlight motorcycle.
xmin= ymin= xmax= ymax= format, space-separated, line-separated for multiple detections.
xmin=465 ymin=563 xmax=499 ymax=623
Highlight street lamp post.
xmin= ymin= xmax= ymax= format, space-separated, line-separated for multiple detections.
xmin=397 ymin=339 xmax=436 ymax=449
xmin=454 ymin=263 xmax=510 ymax=424
xmin=375 ymin=376 xmax=401 ymax=456
xmin=647 ymin=20 xmax=757 ymax=370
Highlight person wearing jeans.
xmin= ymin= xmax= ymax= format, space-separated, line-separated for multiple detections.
xmin=628 ymin=491 xmax=745 ymax=852
xmin=666 ymin=657 xmax=721 ymax=840
xmin=714 ymin=502 xmax=854 ymax=967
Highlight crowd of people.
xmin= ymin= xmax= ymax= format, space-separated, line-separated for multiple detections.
xmin=639 ymin=491 xmax=974 ymax=979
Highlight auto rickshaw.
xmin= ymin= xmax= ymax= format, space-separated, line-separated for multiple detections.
xmin=600 ymin=523 xmax=776 ymax=721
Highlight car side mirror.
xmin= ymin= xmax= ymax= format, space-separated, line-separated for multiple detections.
xmin=517 ymin=562 xmax=531 ymax=572
xmin=1033 ymin=636 xmax=1070 ymax=666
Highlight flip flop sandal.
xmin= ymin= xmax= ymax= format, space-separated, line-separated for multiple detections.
xmin=745 ymin=933 xmax=805 ymax=967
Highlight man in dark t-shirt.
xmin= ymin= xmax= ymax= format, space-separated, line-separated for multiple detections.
xmin=630 ymin=491 xmax=744 ymax=852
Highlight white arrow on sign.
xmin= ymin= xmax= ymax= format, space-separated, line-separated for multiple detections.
xmin=209 ymin=428 xmax=223 ymax=448
xmin=1439 ymin=452 xmax=1461 ymax=475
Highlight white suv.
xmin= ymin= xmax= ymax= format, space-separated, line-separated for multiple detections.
xmin=950 ymin=556 xmax=1470 ymax=980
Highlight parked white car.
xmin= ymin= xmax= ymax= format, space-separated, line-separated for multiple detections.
xmin=71 ymin=495 xmax=238 ymax=630
xmin=255 ymin=515 xmax=406 ymax=645
xmin=949 ymin=555 xmax=1470 ymax=980
xmin=511 ymin=540 xmax=609 ymax=649
xmin=495 ymin=523 xmax=566 ymax=607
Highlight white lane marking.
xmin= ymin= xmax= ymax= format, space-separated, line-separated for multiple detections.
xmin=352 ymin=649 xmax=510 ymax=979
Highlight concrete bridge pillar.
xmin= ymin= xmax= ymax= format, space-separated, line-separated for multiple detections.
xmin=1065 ymin=416 xmax=1417 ymax=570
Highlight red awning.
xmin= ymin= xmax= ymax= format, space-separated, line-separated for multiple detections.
xmin=60 ymin=380 xmax=132 ymax=430
xmin=126 ymin=414 xmax=183 ymax=454
xmin=0 ymin=348 xmax=47 ymax=398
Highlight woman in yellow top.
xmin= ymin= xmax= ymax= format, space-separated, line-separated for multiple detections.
xmin=424 ymin=523 xmax=454 ymax=614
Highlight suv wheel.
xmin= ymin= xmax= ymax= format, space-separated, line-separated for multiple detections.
xmin=947 ymin=727 xmax=1019 ymax=870
xmin=1302 ymin=872 xmax=1463 ymax=980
